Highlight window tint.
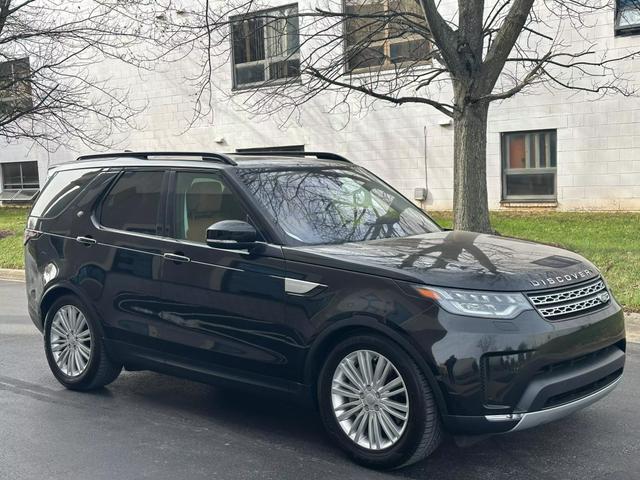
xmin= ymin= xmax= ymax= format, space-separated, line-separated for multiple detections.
xmin=101 ymin=171 xmax=164 ymax=235
xmin=344 ymin=0 xmax=429 ymax=71
xmin=231 ymin=5 xmax=300 ymax=88
xmin=1 ymin=161 xmax=39 ymax=189
xmin=236 ymin=167 xmax=440 ymax=245
xmin=501 ymin=130 xmax=557 ymax=201
xmin=616 ymin=0 xmax=640 ymax=33
xmin=173 ymin=171 xmax=250 ymax=244
xmin=0 ymin=57 xmax=33 ymax=115
xmin=30 ymin=168 xmax=99 ymax=218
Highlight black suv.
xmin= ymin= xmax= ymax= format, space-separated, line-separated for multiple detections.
xmin=25 ymin=151 xmax=625 ymax=469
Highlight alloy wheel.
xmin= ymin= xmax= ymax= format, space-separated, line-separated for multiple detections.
xmin=49 ymin=305 xmax=92 ymax=377
xmin=331 ymin=350 xmax=409 ymax=450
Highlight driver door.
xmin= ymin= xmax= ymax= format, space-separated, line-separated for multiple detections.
xmin=156 ymin=169 xmax=295 ymax=380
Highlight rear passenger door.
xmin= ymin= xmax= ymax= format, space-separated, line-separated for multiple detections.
xmin=156 ymin=169 xmax=296 ymax=381
xmin=87 ymin=169 xmax=172 ymax=348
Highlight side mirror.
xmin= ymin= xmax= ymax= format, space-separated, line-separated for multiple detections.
xmin=206 ymin=220 xmax=258 ymax=249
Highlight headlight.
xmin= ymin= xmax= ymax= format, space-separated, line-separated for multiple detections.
xmin=413 ymin=285 xmax=533 ymax=319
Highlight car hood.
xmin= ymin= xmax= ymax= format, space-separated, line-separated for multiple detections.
xmin=283 ymin=231 xmax=599 ymax=292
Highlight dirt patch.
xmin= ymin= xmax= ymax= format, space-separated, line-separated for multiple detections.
xmin=0 ymin=229 xmax=13 ymax=240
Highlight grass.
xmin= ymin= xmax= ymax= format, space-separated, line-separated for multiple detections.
xmin=0 ymin=207 xmax=28 ymax=270
xmin=0 ymin=207 xmax=638 ymax=310
xmin=431 ymin=211 xmax=640 ymax=312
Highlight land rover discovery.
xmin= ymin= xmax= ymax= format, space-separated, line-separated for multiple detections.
xmin=24 ymin=151 xmax=625 ymax=469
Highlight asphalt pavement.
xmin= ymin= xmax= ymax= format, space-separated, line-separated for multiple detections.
xmin=1 ymin=279 xmax=639 ymax=480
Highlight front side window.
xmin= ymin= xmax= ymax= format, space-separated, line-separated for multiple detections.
xmin=173 ymin=171 xmax=251 ymax=244
xmin=344 ymin=0 xmax=430 ymax=71
xmin=502 ymin=130 xmax=557 ymax=201
xmin=616 ymin=0 xmax=640 ymax=34
xmin=100 ymin=171 xmax=164 ymax=235
xmin=236 ymin=166 xmax=440 ymax=245
xmin=0 ymin=58 xmax=33 ymax=116
xmin=231 ymin=5 xmax=300 ymax=88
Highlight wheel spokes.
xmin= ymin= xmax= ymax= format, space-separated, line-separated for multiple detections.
xmin=49 ymin=305 xmax=91 ymax=377
xmin=331 ymin=350 xmax=409 ymax=451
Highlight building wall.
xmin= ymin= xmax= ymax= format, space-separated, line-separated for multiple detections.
xmin=1 ymin=1 xmax=640 ymax=210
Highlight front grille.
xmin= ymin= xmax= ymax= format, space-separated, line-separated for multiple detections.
xmin=528 ymin=278 xmax=610 ymax=320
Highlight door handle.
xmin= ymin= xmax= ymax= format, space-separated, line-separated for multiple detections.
xmin=76 ymin=236 xmax=96 ymax=246
xmin=163 ymin=253 xmax=191 ymax=263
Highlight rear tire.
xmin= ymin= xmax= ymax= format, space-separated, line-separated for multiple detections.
xmin=317 ymin=334 xmax=442 ymax=469
xmin=44 ymin=295 xmax=122 ymax=391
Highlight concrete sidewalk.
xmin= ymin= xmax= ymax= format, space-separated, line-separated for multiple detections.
xmin=2 ymin=268 xmax=638 ymax=342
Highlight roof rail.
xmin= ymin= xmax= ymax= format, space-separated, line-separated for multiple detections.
xmin=75 ymin=151 xmax=237 ymax=166
xmin=232 ymin=151 xmax=351 ymax=163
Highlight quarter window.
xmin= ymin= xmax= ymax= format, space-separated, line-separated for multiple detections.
xmin=231 ymin=5 xmax=300 ymax=88
xmin=344 ymin=0 xmax=430 ymax=71
xmin=30 ymin=169 xmax=99 ymax=218
xmin=100 ymin=171 xmax=164 ymax=235
xmin=173 ymin=171 xmax=252 ymax=244
xmin=501 ymin=130 xmax=557 ymax=201
xmin=0 ymin=58 xmax=33 ymax=116
xmin=616 ymin=0 xmax=640 ymax=35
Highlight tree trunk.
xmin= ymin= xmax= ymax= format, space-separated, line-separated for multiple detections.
xmin=453 ymin=101 xmax=492 ymax=233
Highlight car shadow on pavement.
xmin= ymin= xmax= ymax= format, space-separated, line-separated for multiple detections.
xmin=81 ymin=368 xmax=632 ymax=480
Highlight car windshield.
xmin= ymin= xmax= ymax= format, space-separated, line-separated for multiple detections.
xmin=236 ymin=166 xmax=441 ymax=245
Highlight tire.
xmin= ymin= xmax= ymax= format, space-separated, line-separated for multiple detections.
xmin=44 ymin=295 xmax=122 ymax=391
xmin=317 ymin=334 xmax=442 ymax=469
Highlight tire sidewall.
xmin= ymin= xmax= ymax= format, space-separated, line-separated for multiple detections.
xmin=44 ymin=295 xmax=102 ymax=389
xmin=317 ymin=334 xmax=433 ymax=469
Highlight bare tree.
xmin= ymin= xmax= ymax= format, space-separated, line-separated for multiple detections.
xmin=154 ymin=0 xmax=639 ymax=233
xmin=0 ymin=0 xmax=171 ymax=150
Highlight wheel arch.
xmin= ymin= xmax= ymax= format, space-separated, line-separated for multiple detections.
xmin=40 ymin=282 xmax=107 ymax=339
xmin=303 ymin=316 xmax=448 ymax=416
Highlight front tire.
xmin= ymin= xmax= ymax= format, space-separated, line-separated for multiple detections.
xmin=318 ymin=334 xmax=442 ymax=469
xmin=44 ymin=295 xmax=122 ymax=391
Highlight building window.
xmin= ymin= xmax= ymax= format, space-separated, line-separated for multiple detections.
xmin=344 ymin=0 xmax=430 ymax=71
xmin=0 ymin=161 xmax=40 ymax=202
xmin=501 ymin=130 xmax=557 ymax=201
xmin=231 ymin=5 xmax=300 ymax=88
xmin=616 ymin=0 xmax=640 ymax=34
xmin=0 ymin=58 xmax=33 ymax=116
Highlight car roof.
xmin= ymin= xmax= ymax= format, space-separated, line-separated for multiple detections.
xmin=50 ymin=151 xmax=352 ymax=172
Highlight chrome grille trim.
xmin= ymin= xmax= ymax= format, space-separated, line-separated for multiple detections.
xmin=528 ymin=278 xmax=610 ymax=320
xmin=529 ymin=280 xmax=606 ymax=306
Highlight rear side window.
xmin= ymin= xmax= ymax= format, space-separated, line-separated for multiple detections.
xmin=100 ymin=170 xmax=164 ymax=235
xmin=30 ymin=168 xmax=99 ymax=219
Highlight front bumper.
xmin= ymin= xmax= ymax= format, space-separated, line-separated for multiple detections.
xmin=489 ymin=373 xmax=622 ymax=433
xmin=408 ymin=297 xmax=626 ymax=435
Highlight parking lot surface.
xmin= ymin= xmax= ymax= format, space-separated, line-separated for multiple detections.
xmin=1 ymin=279 xmax=638 ymax=480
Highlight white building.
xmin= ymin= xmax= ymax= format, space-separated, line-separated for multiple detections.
xmin=1 ymin=0 xmax=640 ymax=211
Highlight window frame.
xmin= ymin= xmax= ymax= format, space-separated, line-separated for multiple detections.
xmin=501 ymin=129 xmax=558 ymax=203
xmin=230 ymin=3 xmax=301 ymax=91
xmin=96 ymin=168 xmax=170 ymax=239
xmin=1 ymin=161 xmax=39 ymax=190
xmin=342 ymin=0 xmax=431 ymax=74
xmin=615 ymin=0 xmax=640 ymax=36
xmin=0 ymin=57 xmax=34 ymax=112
